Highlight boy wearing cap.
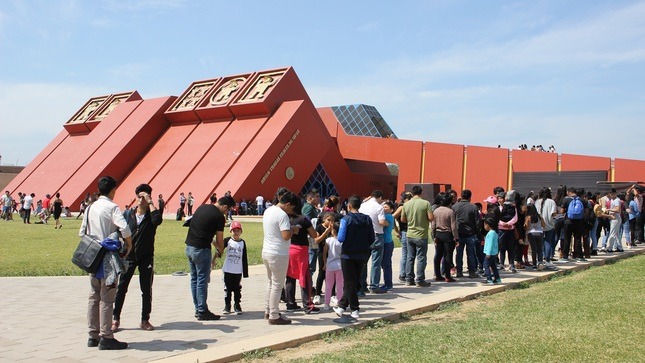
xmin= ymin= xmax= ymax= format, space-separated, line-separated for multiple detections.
xmin=221 ymin=221 xmax=249 ymax=315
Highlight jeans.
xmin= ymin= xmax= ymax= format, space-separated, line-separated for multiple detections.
xmin=381 ymin=243 xmax=394 ymax=289
xmin=398 ymin=231 xmax=408 ymax=279
xmin=185 ymin=245 xmax=212 ymax=313
xmin=455 ymin=235 xmax=478 ymax=273
xmin=339 ymin=258 xmax=366 ymax=312
xmin=590 ymin=219 xmax=599 ymax=251
xmin=483 ymin=255 xmax=500 ymax=281
xmin=360 ymin=233 xmax=384 ymax=290
xmin=114 ymin=255 xmax=154 ymax=321
xmin=262 ymin=253 xmax=289 ymax=319
xmin=257 ymin=205 xmax=264 ymax=215
xmin=406 ymin=237 xmax=428 ymax=283
xmin=606 ymin=217 xmax=622 ymax=251
xmin=309 ymin=248 xmax=318 ymax=276
xmin=619 ymin=220 xmax=630 ymax=245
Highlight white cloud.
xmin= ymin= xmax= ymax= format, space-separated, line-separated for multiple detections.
xmin=0 ymin=82 xmax=106 ymax=166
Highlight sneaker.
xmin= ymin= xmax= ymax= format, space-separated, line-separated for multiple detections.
xmin=350 ymin=310 xmax=360 ymax=319
xmin=515 ymin=262 xmax=525 ymax=270
xmin=196 ymin=310 xmax=221 ymax=321
xmin=330 ymin=296 xmax=338 ymax=306
xmin=406 ymin=280 xmax=415 ymax=286
xmin=600 ymin=247 xmax=607 ymax=252
xmin=556 ymin=258 xmax=569 ymax=263
xmin=510 ymin=267 xmax=517 ymax=273
xmin=537 ymin=263 xmax=545 ymax=271
xmin=493 ymin=278 xmax=503 ymax=284
xmin=445 ymin=277 xmax=456 ymax=282
xmin=333 ymin=306 xmax=345 ymax=317
xmin=268 ymin=316 xmax=292 ymax=325
xmin=234 ymin=304 xmax=243 ymax=315
xmin=450 ymin=267 xmax=457 ymax=275
xmin=545 ymin=262 xmax=556 ymax=269
xmin=98 ymin=337 xmax=128 ymax=350
xmin=468 ymin=271 xmax=479 ymax=278
xmin=87 ymin=338 xmax=99 ymax=347
xmin=455 ymin=272 xmax=464 ymax=278
xmin=139 ymin=320 xmax=154 ymax=331
xmin=434 ymin=276 xmax=445 ymax=281
xmin=286 ymin=304 xmax=302 ymax=312
xmin=398 ymin=276 xmax=406 ymax=283
xmin=416 ymin=280 xmax=431 ymax=287
xmin=356 ymin=290 xmax=366 ymax=297
xmin=222 ymin=305 xmax=232 ymax=315
xmin=313 ymin=295 xmax=321 ymax=305
xmin=485 ymin=279 xmax=494 ymax=285
xmin=576 ymin=258 xmax=587 ymax=262
xmin=322 ymin=304 xmax=332 ymax=312
xmin=304 ymin=306 xmax=320 ymax=314
xmin=616 ymin=249 xmax=624 ymax=252
xmin=369 ymin=287 xmax=387 ymax=294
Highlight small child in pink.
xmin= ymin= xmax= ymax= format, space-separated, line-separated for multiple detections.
xmin=323 ymin=222 xmax=343 ymax=311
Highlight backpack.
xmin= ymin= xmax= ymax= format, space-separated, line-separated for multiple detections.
xmin=567 ymin=197 xmax=584 ymax=220
xmin=582 ymin=206 xmax=596 ymax=231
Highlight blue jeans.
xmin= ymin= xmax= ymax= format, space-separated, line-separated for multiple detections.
xmin=483 ymin=255 xmax=500 ymax=281
xmin=619 ymin=220 xmax=630 ymax=244
xmin=455 ymin=235 xmax=478 ymax=274
xmin=185 ymin=245 xmax=212 ymax=313
xmin=309 ymin=248 xmax=318 ymax=276
xmin=381 ymin=243 xmax=394 ymax=289
xmin=360 ymin=233 xmax=384 ymax=290
xmin=257 ymin=205 xmax=264 ymax=215
xmin=398 ymin=231 xmax=408 ymax=279
xmin=543 ymin=229 xmax=556 ymax=262
xmin=590 ymin=218 xmax=599 ymax=251
xmin=406 ymin=237 xmax=428 ymax=283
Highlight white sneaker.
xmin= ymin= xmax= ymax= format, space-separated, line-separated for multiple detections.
xmin=330 ymin=295 xmax=338 ymax=306
xmin=333 ymin=306 xmax=345 ymax=317
xmin=350 ymin=310 xmax=360 ymax=319
xmin=313 ymin=295 xmax=321 ymax=305
xmin=537 ymin=263 xmax=545 ymax=271
xmin=322 ymin=304 xmax=331 ymax=312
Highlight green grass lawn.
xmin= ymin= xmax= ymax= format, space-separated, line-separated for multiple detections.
xmin=0 ymin=214 xmax=267 ymax=276
xmin=0 ymin=213 xmax=403 ymax=276
xmin=268 ymin=254 xmax=645 ymax=363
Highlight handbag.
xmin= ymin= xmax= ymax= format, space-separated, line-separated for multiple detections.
xmin=71 ymin=204 xmax=107 ymax=273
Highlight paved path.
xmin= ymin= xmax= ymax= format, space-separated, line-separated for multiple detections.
xmin=0 ymin=244 xmax=642 ymax=363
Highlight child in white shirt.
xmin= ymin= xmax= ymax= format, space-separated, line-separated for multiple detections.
xmin=221 ymin=221 xmax=248 ymax=315
xmin=323 ymin=222 xmax=343 ymax=311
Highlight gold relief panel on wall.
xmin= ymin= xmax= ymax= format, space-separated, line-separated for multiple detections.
xmin=210 ymin=77 xmax=246 ymax=106
xmin=238 ymin=71 xmax=283 ymax=103
xmin=172 ymin=82 xmax=215 ymax=111
xmin=69 ymin=97 xmax=108 ymax=124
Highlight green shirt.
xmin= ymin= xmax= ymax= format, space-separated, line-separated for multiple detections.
xmin=403 ymin=197 xmax=432 ymax=239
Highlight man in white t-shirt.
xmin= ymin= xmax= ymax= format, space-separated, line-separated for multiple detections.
xmin=358 ymin=190 xmax=388 ymax=294
xmin=1 ymin=191 xmax=13 ymax=220
xmin=256 ymin=194 xmax=265 ymax=215
xmin=262 ymin=191 xmax=297 ymax=325
xmin=22 ymin=193 xmax=35 ymax=224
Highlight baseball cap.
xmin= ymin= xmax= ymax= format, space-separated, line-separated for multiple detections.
xmin=484 ymin=196 xmax=498 ymax=204
xmin=229 ymin=221 xmax=243 ymax=231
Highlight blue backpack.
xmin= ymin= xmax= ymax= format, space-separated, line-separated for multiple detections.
xmin=567 ymin=197 xmax=584 ymax=220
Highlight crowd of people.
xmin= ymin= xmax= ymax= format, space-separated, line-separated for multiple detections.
xmin=1 ymin=190 xmax=74 ymax=227
xmin=517 ymin=144 xmax=556 ymax=152
xmin=4 ymin=177 xmax=642 ymax=350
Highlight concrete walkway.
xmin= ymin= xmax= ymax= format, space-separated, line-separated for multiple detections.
xmin=0 ymin=244 xmax=642 ymax=363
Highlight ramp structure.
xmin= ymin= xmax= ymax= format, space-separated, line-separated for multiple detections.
xmin=6 ymin=67 xmax=645 ymax=212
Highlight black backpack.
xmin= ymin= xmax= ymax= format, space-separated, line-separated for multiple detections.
xmin=582 ymin=204 xmax=596 ymax=231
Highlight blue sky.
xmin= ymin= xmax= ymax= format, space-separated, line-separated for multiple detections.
xmin=1 ymin=0 xmax=644 ymax=166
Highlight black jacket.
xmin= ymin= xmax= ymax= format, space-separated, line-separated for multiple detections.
xmin=452 ymin=200 xmax=482 ymax=239
xmin=123 ymin=208 xmax=163 ymax=261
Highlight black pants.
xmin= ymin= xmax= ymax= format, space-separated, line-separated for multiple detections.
xmin=434 ymin=231 xmax=455 ymax=277
xmin=187 ymin=204 xmax=193 ymax=216
xmin=223 ymin=272 xmax=242 ymax=306
xmin=285 ymin=274 xmax=314 ymax=309
xmin=114 ymin=255 xmax=154 ymax=321
xmin=565 ymin=219 xmax=583 ymax=258
xmin=339 ymin=258 xmax=366 ymax=312
xmin=498 ymin=230 xmax=516 ymax=267
xmin=527 ymin=233 xmax=544 ymax=264
xmin=637 ymin=214 xmax=644 ymax=242
xmin=315 ymin=251 xmax=326 ymax=295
